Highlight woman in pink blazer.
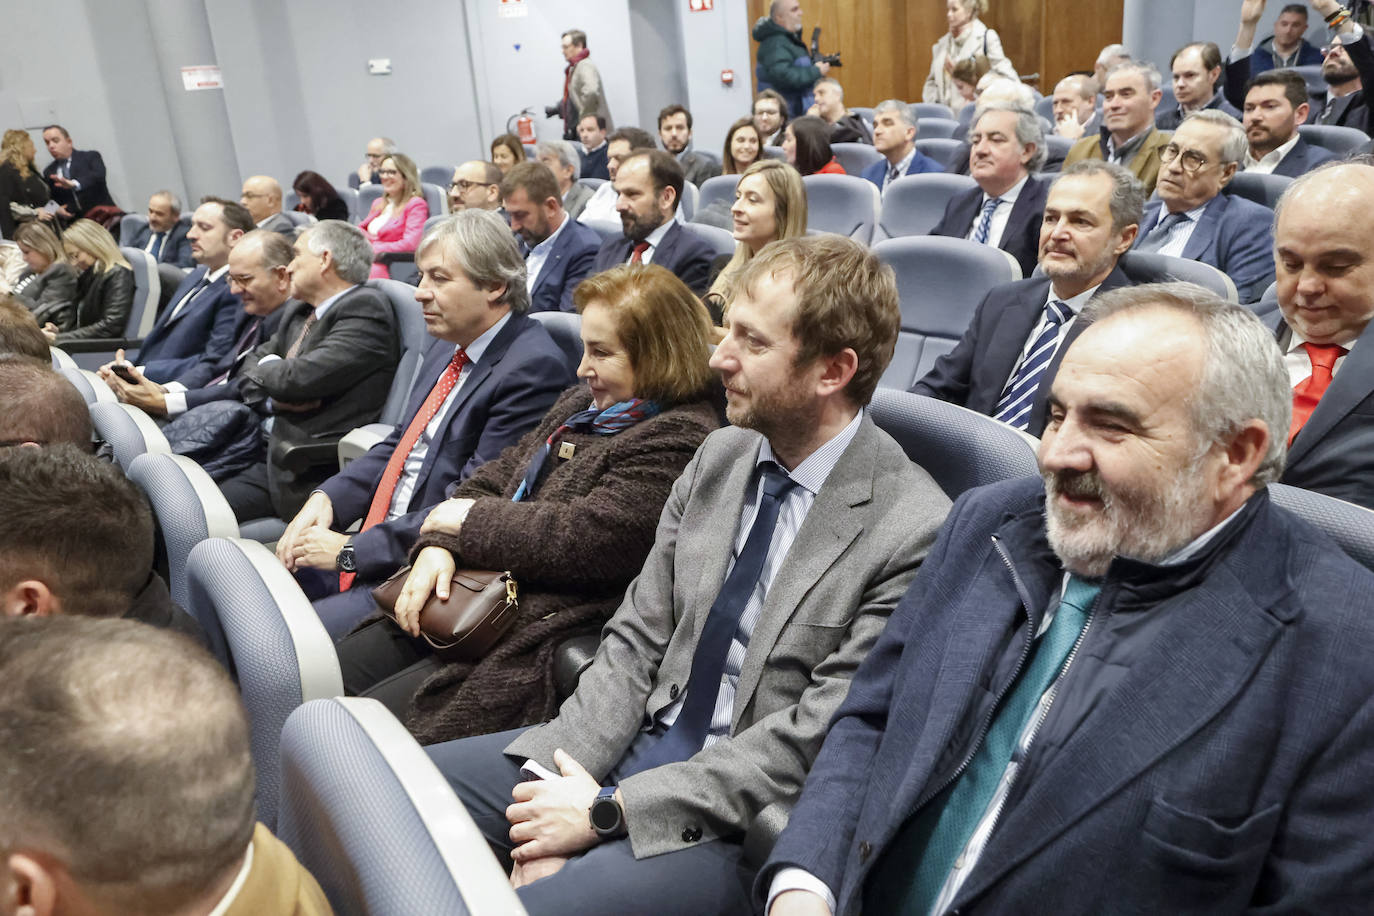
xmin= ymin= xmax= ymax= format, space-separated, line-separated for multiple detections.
xmin=358 ymin=152 xmax=429 ymax=279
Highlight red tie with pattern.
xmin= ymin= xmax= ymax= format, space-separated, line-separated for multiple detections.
xmin=630 ymin=241 xmax=650 ymax=264
xmin=1289 ymin=342 xmax=1346 ymax=444
xmin=339 ymin=347 xmax=469 ymax=589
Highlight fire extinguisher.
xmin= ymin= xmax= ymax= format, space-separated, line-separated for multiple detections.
xmin=507 ymin=108 xmax=537 ymax=145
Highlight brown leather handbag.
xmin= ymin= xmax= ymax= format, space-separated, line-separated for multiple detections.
xmin=371 ymin=568 xmax=520 ymax=663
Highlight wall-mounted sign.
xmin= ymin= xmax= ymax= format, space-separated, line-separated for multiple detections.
xmin=499 ymin=0 xmax=528 ymax=17
xmin=689 ymin=0 xmax=715 ymax=10
xmin=181 ymin=66 xmax=223 ymax=91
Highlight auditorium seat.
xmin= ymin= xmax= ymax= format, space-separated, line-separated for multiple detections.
xmin=63 ymin=248 xmax=162 ymax=370
xmin=421 ymin=182 xmax=448 ymax=217
xmin=1226 ymin=171 xmax=1291 ymax=209
xmin=279 ymin=697 xmax=524 ymax=916
xmin=802 ymin=174 xmax=881 ymax=244
xmin=1252 ymin=280 xmax=1281 ymax=321
xmin=59 ymin=367 xmax=115 ymax=405
xmin=156 ymin=262 xmax=189 ymax=312
xmin=678 ymin=180 xmax=699 ymax=221
xmin=529 ymin=312 xmax=583 ymax=374
xmin=876 ymin=173 xmax=978 ymax=239
xmin=851 ymin=106 xmax=875 ymax=128
xmin=127 ymin=452 xmax=239 ymax=618
xmin=89 ymin=401 xmax=171 ymax=473
xmin=913 ymin=138 xmax=966 ymax=171
xmin=760 ymin=146 xmax=787 ymax=161
xmin=185 ymin=537 xmax=341 ymax=829
xmin=421 ymin=165 xmax=456 ymax=187
xmin=1034 ymin=96 xmax=1055 ymax=122
xmin=339 ymin=187 xmax=360 ymax=222
xmin=684 ymin=221 xmax=737 ymax=259
xmin=49 ymin=346 xmax=77 ymax=370
xmin=869 ymin=388 xmax=1039 ymax=499
xmin=832 ymin=142 xmax=884 ymax=176
xmin=1118 ymin=250 xmax=1238 ymax=302
xmin=874 ymin=235 xmax=1022 ymax=390
xmin=915 ymin=117 xmax=960 ymax=139
xmin=911 ymin=102 xmax=954 ymax=121
xmin=581 ymin=217 xmax=623 ymax=246
xmin=576 ymin=177 xmax=607 ymax=191
xmin=356 ymin=185 xmax=384 ymax=223
xmin=1043 ymin=135 xmax=1074 ymax=171
xmin=697 ymin=174 xmax=738 ymax=215
xmin=284 ymin=190 xmax=300 ymax=211
xmin=1269 ymin=483 xmax=1374 ymax=573
xmin=1298 ymin=123 xmax=1368 ymax=156
xmin=1291 ymin=64 xmax=1327 ymax=97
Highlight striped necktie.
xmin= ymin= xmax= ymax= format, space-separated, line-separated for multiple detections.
xmin=993 ymin=299 xmax=1074 ymax=430
xmin=1136 ymin=211 xmax=1189 ymax=254
xmin=971 ymin=196 xmax=1002 ymax=245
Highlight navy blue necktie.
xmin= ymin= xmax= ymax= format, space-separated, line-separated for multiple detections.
xmin=620 ymin=462 xmax=798 ymax=776
xmin=149 ymin=232 xmax=165 ymax=261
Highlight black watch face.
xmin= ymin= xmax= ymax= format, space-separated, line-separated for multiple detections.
xmin=590 ymin=797 xmax=620 ymax=832
xmin=338 ymin=547 xmax=356 ymax=572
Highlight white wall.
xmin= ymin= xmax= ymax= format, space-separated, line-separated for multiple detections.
xmin=1125 ymin=0 xmax=1327 ymax=73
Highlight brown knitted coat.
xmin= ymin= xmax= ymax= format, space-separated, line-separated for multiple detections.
xmin=405 ymin=384 xmax=720 ymax=744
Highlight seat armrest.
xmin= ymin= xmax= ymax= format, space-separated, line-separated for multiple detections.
xmin=377 ymin=251 xmax=415 ymax=266
xmin=553 ymin=634 xmax=601 ymax=699
xmin=338 ymin=423 xmax=391 ymax=469
xmin=59 ymin=336 xmax=141 ymax=354
xmin=274 ymin=438 xmax=343 ymax=475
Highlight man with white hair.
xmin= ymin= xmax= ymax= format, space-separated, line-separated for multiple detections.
xmin=1133 ymin=110 xmax=1273 ymax=302
xmin=125 ymin=190 xmax=194 ymax=267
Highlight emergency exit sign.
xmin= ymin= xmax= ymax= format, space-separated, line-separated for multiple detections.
xmin=689 ymin=0 xmax=714 ymax=10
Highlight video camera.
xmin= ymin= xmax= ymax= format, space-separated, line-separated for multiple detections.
xmin=810 ymin=27 xmax=842 ymax=67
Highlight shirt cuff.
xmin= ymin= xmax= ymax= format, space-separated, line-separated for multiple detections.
xmin=767 ymin=868 xmax=836 ymax=915
xmin=164 ymin=391 xmax=188 ymax=416
xmin=1340 ymin=22 xmax=1365 ymax=43
xmin=1229 ymin=44 xmax=1252 ymax=62
xmin=520 ymin=759 xmax=558 ymax=781
xmin=163 ymin=380 xmax=187 ymax=392
xmin=257 ymin=353 xmax=282 ymax=365
xmin=69 ymin=179 xmax=82 ymax=190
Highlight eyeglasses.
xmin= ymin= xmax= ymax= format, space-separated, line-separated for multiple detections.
xmin=377 ymin=168 xmax=400 ymax=177
xmin=449 ymin=179 xmax=496 ymax=192
xmin=1159 ymin=143 xmax=1212 ymax=174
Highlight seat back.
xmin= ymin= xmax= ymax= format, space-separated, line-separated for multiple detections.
xmin=284 ymin=189 xmax=300 ymax=212
xmin=1269 ymin=484 xmax=1374 ymax=574
xmin=581 ymin=218 xmax=623 ymax=246
xmin=186 ymin=538 xmax=343 ymax=829
xmin=366 ymin=278 xmax=433 ymax=426
xmin=421 ymin=164 xmax=456 ymax=187
xmin=677 ymin=180 xmax=699 ymax=221
xmin=913 ymin=138 xmax=966 ymax=170
xmin=912 ymin=102 xmax=954 ymax=120
xmin=576 ymin=177 xmax=607 ymax=191
xmin=803 ymin=174 xmax=881 ymax=243
xmin=127 ymin=453 xmax=239 ymax=645
xmin=1226 ymin=171 xmax=1292 ymax=210
xmin=1251 ymin=280 xmax=1281 ymax=321
xmin=1290 ymin=64 xmax=1326 ymax=96
xmin=356 ymin=185 xmax=384 ymax=222
xmin=1299 ymin=123 xmax=1368 ymax=155
xmin=869 ymin=388 xmax=1039 ymax=498
xmin=877 ymin=172 xmax=977 ymax=239
xmin=874 ymin=235 xmax=1023 ymax=389
xmin=683 ymin=222 xmax=737 ymax=259
xmin=529 ymin=311 xmax=583 ymax=373
xmin=760 ymin=145 xmax=787 ymax=161
xmin=89 ymin=401 xmax=170 ymax=472
xmin=59 ymin=366 xmax=115 ymax=405
xmin=49 ymin=346 xmax=78 ymax=370
xmin=915 ymin=117 xmax=960 ymax=139
xmin=119 ymin=212 xmax=149 ymax=244
xmin=278 ymin=697 xmax=527 ymax=916
xmin=421 ymin=183 xmax=448 ymax=217
xmin=1034 ymin=95 xmax=1055 ymax=122
xmin=698 ymin=174 xmax=739 ymax=214
xmin=338 ymin=187 xmax=360 ymax=222
xmin=119 ymin=247 xmax=161 ymax=338
xmin=1118 ymin=250 xmax=1238 ymax=302
xmin=1043 ymin=135 xmax=1074 ymax=170
xmin=831 ymin=142 xmax=884 ymax=176
xmin=282 ymin=211 xmax=310 ymax=228
xmin=156 ymin=262 xmax=189 ymax=312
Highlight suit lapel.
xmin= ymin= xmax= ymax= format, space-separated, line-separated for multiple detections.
xmin=656 ymin=222 xmax=682 ymax=270
xmin=1180 ymin=194 xmax=1225 ymax=261
xmin=1000 ymin=177 xmax=1041 ymax=248
xmin=951 ymin=189 xmax=980 ymax=236
xmin=531 ymin=227 xmax=567 ymax=298
xmin=1286 ymin=317 xmax=1374 ymax=464
xmin=158 ymin=267 xmax=212 ymax=332
xmin=1137 ymin=200 xmax=1163 ymax=241
xmin=683 ymin=437 xmax=763 ymax=653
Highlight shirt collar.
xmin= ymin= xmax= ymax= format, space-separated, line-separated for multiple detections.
xmin=1048 ymin=281 xmax=1103 ymax=315
xmin=1245 ymin=132 xmax=1301 ymax=169
xmin=205 ymin=840 xmax=254 ymax=916
xmin=530 ymin=211 xmax=569 ymax=258
xmin=1286 ymin=322 xmax=1362 ymax=354
xmin=983 ymin=174 xmax=1028 ymax=206
xmin=1161 ymin=502 xmax=1248 ymax=565
xmin=641 ymin=219 xmax=673 ymax=251
xmin=204 ymin=264 xmax=231 ymax=283
xmin=312 ymin=283 xmax=357 ymax=319
xmin=888 ymin=148 xmax=916 ymax=175
xmin=461 ymin=310 xmax=511 ymax=366
xmin=1104 ymin=126 xmax=1150 ymax=161
xmin=757 ymin=408 xmax=864 ymax=494
xmin=255 ymin=213 xmax=280 ymax=228
xmin=1162 ymin=200 xmax=1211 ymax=223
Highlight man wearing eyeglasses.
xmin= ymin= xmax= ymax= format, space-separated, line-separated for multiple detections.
xmin=351 ymin=136 xmax=396 ymax=190
xmin=1134 ymin=110 xmax=1274 ymax=303
xmin=449 ymin=160 xmax=504 ymax=214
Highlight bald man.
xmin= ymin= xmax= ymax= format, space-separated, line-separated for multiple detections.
xmin=1051 ymin=74 xmax=1101 ymax=140
xmin=239 ymin=175 xmax=294 ymax=235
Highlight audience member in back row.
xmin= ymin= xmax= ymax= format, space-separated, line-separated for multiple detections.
xmin=240 ymin=175 xmax=294 ymax=235
xmin=1064 ymin=60 xmax=1172 ymax=195
xmin=0 ymin=357 xmax=88 ymax=448
xmin=915 ymin=161 xmax=1143 ymax=435
xmin=578 ymin=114 xmax=610 ymax=180
xmin=1049 ymin=73 xmax=1101 ymax=141
xmin=126 ymin=190 xmax=194 ymax=267
xmin=1236 ymin=69 xmax=1335 ymax=176
xmin=924 ymin=0 xmax=1018 ymax=111
xmin=764 ymin=282 xmax=1374 ymax=916
xmin=491 ymin=133 xmax=527 ymax=176
xmin=218 ymin=221 xmax=399 ymax=522
xmin=1272 ymin=160 xmax=1374 ymax=511
xmin=0 ymin=440 xmax=205 ymax=644
xmin=0 ymin=616 xmax=330 ymax=915
xmin=292 ymin=170 xmax=350 ymax=222
xmin=126 ymin=197 xmax=253 ymax=384
xmin=41 ymin=124 xmax=117 ymax=221
xmin=932 ymin=102 xmax=1049 ymax=279
xmin=351 ymin=135 xmax=396 ymax=188
xmin=10 ymin=223 xmax=76 ymax=316
xmin=0 ymin=298 xmax=52 ymax=361
xmin=448 ymin=160 xmax=504 ymax=214
xmin=753 ymin=88 xmax=790 ymax=146
xmin=338 ymin=264 xmax=722 ymax=741
xmin=592 ymin=149 xmax=716 ymax=295
xmin=38 ymin=219 xmax=134 ymax=345
xmin=0 ymin=129 xmax=51 ymax=240
xmin=277 ymin=211 xmax=570 ymax=637
xmin=808 ymin=77 xmax=873 ymax=145
xmin=1135 ymin=111 xmax=1274 ymax=303
xmin=102 ymin=230 xmax=294 ymax=417
xmin=722 ymin=116 xmax=763 ymax=175
xmin=422 ymin=235 xmax=950 ymax=915
xmin=706 ymin=159 xmax=808 ymax=323
xmin=863 ymin=99 xmax=945 ymax=191
xmin=536 ymin=139 xmax=593 ymax=220
xmin=358 ymin=152 xmax=429 ymax=280
xmin=502 ymin=160 xmax=601 ymax=313
xmin=577 ymin=126 xmax=657 ymax=224
xmin=659 ymin=104 xmax=723 ymax=187
xmin=1156 ymin=41 xmax=1243 ymax=131
xmin=784 ymin=115 xmax=845 ymax=175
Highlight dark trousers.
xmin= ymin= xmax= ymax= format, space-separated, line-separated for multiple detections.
xmin=219 ymin=462 xmax=274 ymax=522
xmin=337 ymin=616 xmax=440 ymax=719
xmin=426 ymin=728 xmax=756 ymax=916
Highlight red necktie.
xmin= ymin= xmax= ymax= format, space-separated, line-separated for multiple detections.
xmin=340 ymin=347 xmax=469 ymax=589
xmin=630 ymin=241 xmax=650 ymax=264
xmin=1289 ymin=342 xmax=1346 ymax=444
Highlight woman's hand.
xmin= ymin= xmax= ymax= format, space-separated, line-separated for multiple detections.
xmin=41 ymin=323 xmax=58 ymax=343
xmin=393 ymin=546 xmax=456 ymax=637
xmin=420 ymin=497 xmax=475 ymax=536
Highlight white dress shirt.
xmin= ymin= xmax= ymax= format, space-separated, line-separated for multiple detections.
xmin=1148 ymin=201 xmax=1209 ymax=259
xmin=999 ymin=282 xmax=1102 ymax=395
xmin=1285 ymin=326 xmax=1356 ymax=388
xmin=1244 ymin=133 xmax=1301 ymax=174
xmin=577 ymin=183 xmax=620 ymax=224
xmin=525 ymin=212 xmax=570 ymax=293
xmin=965 ymin=175 xmax=1027 ymax=248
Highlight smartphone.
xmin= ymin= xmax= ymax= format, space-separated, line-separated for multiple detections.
xmin=112 ymin=363 xmax=139 ymax=384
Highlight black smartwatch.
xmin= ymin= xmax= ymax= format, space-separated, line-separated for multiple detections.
xmin=335 ymin=542 xmax=357 ymax=573
xmin=588 ymin=785 xmax=627 ymax=839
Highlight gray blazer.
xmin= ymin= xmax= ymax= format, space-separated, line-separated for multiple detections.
xmin=563 ymin=182 xmax=594 ymax=221
xmin=257 ymin=212 xmax=296 ymax=236
xmin=506 ymin=415 xmax=952 ymax=859
xmin=14 ymin=262 xmax=78 ymax=318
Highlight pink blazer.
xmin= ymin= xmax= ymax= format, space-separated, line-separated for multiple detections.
xmin=360 ymin=195 xmax=430 ymax=279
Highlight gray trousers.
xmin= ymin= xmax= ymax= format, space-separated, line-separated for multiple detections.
xmin=425 ymin=727 xmax=756 ymax=916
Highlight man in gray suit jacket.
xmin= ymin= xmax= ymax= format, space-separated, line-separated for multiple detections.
xmin=240 ymin=175 xmax=296 ymax=236
xmin=424 ymin=235 xmax=951 ymax=915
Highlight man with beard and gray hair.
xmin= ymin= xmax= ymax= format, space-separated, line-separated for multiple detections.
xmin=763 ymin=281 xmax=1374 ymax=915
xmin=914 ymin=160 xmax=1143 ymax=435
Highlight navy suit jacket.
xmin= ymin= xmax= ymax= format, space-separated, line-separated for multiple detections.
xmin=762 ymin=477 xmax=1374 ymax=914
xmin=860 ymin=150 xmax=945 ymax=190
xmin=1136 ymin=194 xmax=1274 ymax=303
xmin=136 ymin=267 xmax=245 ymax=385
xmin=592 ymin=221 xmax=715 ymax=295
xmin=126 ymin=221 xmax=195 ymax=269
xmin=1275 ymin=315 xmax=1374 ymax=510
xmin=911 ymin=265 xmax=1132 ymax=435
xmin=1155 ymin=90 xmax=1242 ymax=131
xmin=180 ymin=307 xmax=287 ymax=410
xmin=1271 ymin=137 xmax=1337 ymax=178
xmin=317 ymin=313 xmax=572 ymax=581
xmin=42 ymin=149 xmax=115 ymax=213
xmin=529 ymin=217 xmax=601 ymax=313
xmin=580 ymin=143 xmax=610 ymax=181
xmin=929 ymin=175 xmax=1051 ymax=283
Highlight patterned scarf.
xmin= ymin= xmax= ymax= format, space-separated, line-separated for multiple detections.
xmin=562 ymin=48 xmax=591 ymax=112
xmin=512 ymin=397 xmax=661 ymax=501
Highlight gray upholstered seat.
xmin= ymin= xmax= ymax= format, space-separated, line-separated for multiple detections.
xmin=1269 ymin=484 xmax=1374 ymax=574
xmin=1227 ymin=171 xmax=1292 ymax=210
xmin=912 ymin=102 xmax=954 ymax=121
xmin=832 ymin=141 xmax=884 ymax=176
xmin=530 ymin=311 xmax=584 ymax=374
xmin=915 ymin=117 xmax=960 ymax=139
xmin=913 ymin=138 xmax=966 ymax=171
xmin=89 ymin=400 xmax=170 ymax=472
xmin=1118 ymin=250 xmax=1239 ymax=302
xmin=876 ymin=172 xmax=978 ymax=239
xmin=59 ymin=366 xmax=116 ymax=405
xmin=1299 ymin=123 xmax=1369 ymax=156
xmin=697 ymin=174 xmax=738 ymax=215
xmin=803 ymin=174 xmax=881 ymax=244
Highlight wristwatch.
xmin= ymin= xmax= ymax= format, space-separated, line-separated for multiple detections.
xmin=335 ymin=542 xmax=357 ymax=573
xmin=588 ymin=785 xmax=627 ymax=839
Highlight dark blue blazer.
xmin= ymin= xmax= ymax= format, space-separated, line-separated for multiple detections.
xmin=1272 ymin=137 xmax=1337 ymax=178
xmin=762 ymin=477 xmax=1374 ymax=914
xmin=591 ymin=221 xmax=716 ymax=295
xmin=179 ymin=308 xmax=287 ymax=410
xmin=317 ymin=313 xmax=572 ymax=581
xmin=1136 ymin=194 xmax=1274 ymax=303
xmin=126 ymin=221 xmax=194 ymax=269
xmin=1155 ymin=90 xmax=1242 ymax=131
xmin=580 ymin=143 xmax=610 ymax=181
xmin=530 ymin=217 xmax=601 ymax=313
xmin=1274 ymin=314 xmax=1374 ymax=511
xmin=929 ymin=174 xmax=1050 ymax=281
xmin=42 ymin=149 xmax=115 ymax=213
xmin=135 ymin=267 xmax=245 ymax=385
xmin=911 ymin=265 xmax=1132 ymax=436
xmin=860 ymin=150 xmax=945 ymax=190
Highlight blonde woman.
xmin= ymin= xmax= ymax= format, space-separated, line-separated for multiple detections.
xmin=705 ymin=159 xmax=807 ymax=325
xmin=38 ymin=218 xmax=133 ymax=344
xmin=358 ymin=152 xmax=429 ymax=279
xmin=11 ymin=222 xmax=77 ymax=315
xmin=0 ymin=130 xmax=52 ymax=239
xmin=924 ymin=0 xmax=1018 ymax=111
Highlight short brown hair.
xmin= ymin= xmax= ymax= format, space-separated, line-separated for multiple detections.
xmin=0 ymin=298 xmax=53 ymax=361
xmin=620 ymin=149 xmax=686 ymax=211
xmin=0 ymin=356 xmax=91 ymax=448
xmin=500 ymin=160 xmax=562 ymax=208
xmin=1247 ymin=68 xmax=1310 ymax=111
xmin=736 ymin=235 xmax=900 ymax=406
xmin=573 ymin=264 xmax=714 ymax=404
